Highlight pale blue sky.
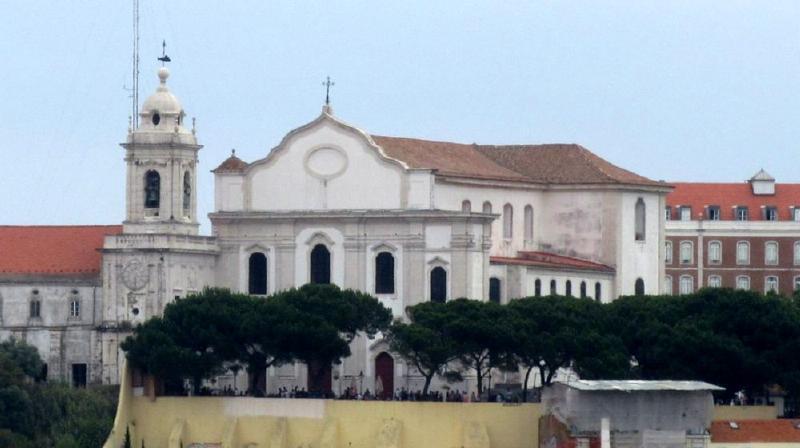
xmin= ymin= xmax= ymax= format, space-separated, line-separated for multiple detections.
xmin=1 ymin=1 xmax=798 ymax=228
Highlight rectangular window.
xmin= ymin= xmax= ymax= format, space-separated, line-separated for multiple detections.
xmin=680 ymin=206 xmax=692 ymax=221
xmin=663 ymin=277 xmax=673 ymax=295
xmin=665 ymin=206 xmax=672 ymax=221
xmin=736 ymin=242 xmax=750 ymax=265
xmin=708 ymin=275 xmax=722 ymax=288
xmin=794 ymin=208 xmax=800 ymax=222
xmin=69 ymin=299 xmax=80 ymax=318
xmin=795 ymin=277 xmax=800 ymax=292
xmin=765 ymin=276 xmax=779 ymax=294
xmin=737 ymin=276 xmax=750 ymax=290
xmin=736 ymin=207 xmax=749 ymax=221
xmin=765 ymin=242 xmax=779 ymax=265
xmin=708 ymin=241 xmax=721 ymax=264
xmin=707 ymin=206 xmax=721 ymax=221
xmin=665 ymin=241 xmax=673 ymax=264
xmin=30 ymin=301 xmax=41 ymax=318
xmin=765 ymin=206 xmax=778 ymax=221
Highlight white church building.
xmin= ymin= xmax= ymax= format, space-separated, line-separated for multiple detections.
xmin=0 ymin=67 xmax=669 ymax=393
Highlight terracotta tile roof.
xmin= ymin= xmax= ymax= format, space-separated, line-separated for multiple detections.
xmin=373 ymin=136 xmax=664 ymax=187
xmin=0 ymin=225 xmax=122 ymax=277
xmin=667 ymin=183 xmax=800 ymax=221
xmin=710 ymin=419 xmax=800 ymax=443
xmin=212 ymin=151 xmax=248 ymax=173
xmin=491 ymin=251 xmax=614 ymax=273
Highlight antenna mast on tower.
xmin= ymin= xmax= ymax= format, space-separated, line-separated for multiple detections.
xmin=131 ymin=0 xmax=140 ymax=128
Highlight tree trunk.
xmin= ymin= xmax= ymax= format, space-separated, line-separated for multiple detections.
xmin=522 ymin=366 xmax=534 ymax=402
xmin=476 ymin=365 xmax=484 ymax=395
xmin=422 ymin=374 xmax=434 ymax=395
xmin=247 ymin=362 xmax=267 ymax=397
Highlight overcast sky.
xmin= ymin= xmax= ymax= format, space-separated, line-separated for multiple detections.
xmin=1 ymin=1 xmax=798 ymax=228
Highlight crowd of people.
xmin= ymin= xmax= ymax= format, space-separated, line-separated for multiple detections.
xmin=201 ymin=384 xmax=516 ymax=402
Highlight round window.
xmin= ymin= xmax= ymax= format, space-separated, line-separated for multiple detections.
xmin=152 ymin=112 xmax=161 ymax=126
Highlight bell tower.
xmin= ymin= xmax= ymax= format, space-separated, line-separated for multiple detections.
xmin=121 ymin=66 xmax=201 ymax=235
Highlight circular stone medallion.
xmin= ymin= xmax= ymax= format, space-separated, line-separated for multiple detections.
xmin=304 ymin=146 xmax=348 ymax=180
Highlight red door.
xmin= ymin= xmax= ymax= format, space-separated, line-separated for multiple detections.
xmin=375 ymin=352 xmax=394 ymax=400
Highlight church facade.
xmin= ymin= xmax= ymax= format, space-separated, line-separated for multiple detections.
xmin=0 ymin=67 xmax=669 ymax=392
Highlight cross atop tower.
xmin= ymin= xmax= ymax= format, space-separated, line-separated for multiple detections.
xmin=322 ymin=76 xmax=335 ymax=105
xmin=158 ymin=40 xmax=171 ymax=66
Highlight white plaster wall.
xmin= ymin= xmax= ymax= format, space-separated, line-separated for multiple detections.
xmin=247 ymin=121 xmax=405 ymax=211
xmin=615 ymin=192 xmax=663 ymax=296
xmin=215 ymin=175 xmax=244 ymax=212
xmin=434 ymin=182 xmax=545 ymax=257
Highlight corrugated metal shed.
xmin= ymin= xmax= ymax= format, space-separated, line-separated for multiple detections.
xmin=558 ymin=380 xmax=724 ymax=392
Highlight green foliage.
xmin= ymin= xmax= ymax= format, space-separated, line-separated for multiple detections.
xmin=121 ymin=285 xmax=392 ymax=395
xmin=0 ymin=339 xmax=118 ymax=448
xmin=611 ymin=288 xmax=800 ymax=399
xmin=386 ymin=301 xmax=460 ymax=394
xmin=0 ymin=339 xmax=43 ymax=381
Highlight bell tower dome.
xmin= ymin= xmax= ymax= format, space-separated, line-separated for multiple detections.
xmin=121 ymin=67 xmax=201 ymax=235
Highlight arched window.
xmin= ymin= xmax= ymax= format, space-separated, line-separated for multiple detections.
xmin=736 ymin=241 xmax=750 ymax=265
xmin=707 ymin=241 xmax=722 ymax=264
xmin=634 ymin=278 xmax=645 ymax=296
xmin=765 ymin=241 xmax=779 ymax=265
xmin=482 ymin=202 xmax=493 ymax=236
xmin=765 ymin=276 xmax=779 ymax=294
xmin=680 ymin=241 xmax=694 ymax=264
xmin=664 ymin=276 xmax=673 ymax=295
xmin=375 ymin=252 xmax=395 ymax=294
xmin=794 ymin=241 xmax=800 ymax=265
xmin=310 ymin=244 xmax=331 ymax=284
xmin=248 ymin=252 xmax=267 ymax=294
xmin=524 ymin=205 xmax=534 ymax=243
xmin=565 ymin=280 xmax=572 ymax=297
xmin=534 ymin=279 xmax=541 ymax=297
xmin=29 ymin=300 xmax=41 ymax=318
xmin=430 ymin=267 xmax=447 ymax=303
xmin=707 ymin=275 xmax=722 ymax=288
xmin=580 ymin=281 xmax=587 ymax=298
xmin=144 ymin=170 xmax=160 ymax=209
xmin=503 ymin=204 xmax=513 ymax=239
xmin=461 ymin=200 xmax=471 ymax=213
xmin=489 ymin=277 xmax=501 ymax=303
xmin=594 ymin=282 xmax=602 ymax=302
xmin=183 ymin=171 xmax=191 ymax=213
xmin=635 ymin=198 xmax=646 ymax=241
xmin=549 ymin=279 xmax=557 ymax=296
xmin=665 ymin=241 xmax=673 ymax=264
xmin=679 ymin=275 xmax=694 ymax=295
xmin=736 ymin=275 xmax=750 ymax=290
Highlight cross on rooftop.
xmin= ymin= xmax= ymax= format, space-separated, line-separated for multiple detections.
xmin=322 ymin=76 xmax=335 ymax=105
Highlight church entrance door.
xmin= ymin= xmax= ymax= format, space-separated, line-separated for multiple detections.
xmin=374 ymin=352 xmax=394 ymax=400
xmin=307 ymin=360 xmax=332 ymax=397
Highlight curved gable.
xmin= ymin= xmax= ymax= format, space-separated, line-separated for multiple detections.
xmin=245 ymin=108 xmax=409 ymax=211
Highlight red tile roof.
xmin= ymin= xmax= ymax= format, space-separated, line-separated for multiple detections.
xmin=0 ymin=225 xmax=122 ymax=277
xmin=710 ymin=419 xmax=800 ymax=443
xmin=212 ymin=151 xmax=249 ymax=173
xmin=667 ymin=183 xmax=800 ymax=221
xmin=491 ymin=251 xmax=614 ymax=273
xmin=373 ymin=136 xmax=664 ymax=187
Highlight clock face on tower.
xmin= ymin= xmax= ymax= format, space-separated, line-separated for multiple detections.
xmin=121 ymin=259 xmax=149 ymax=291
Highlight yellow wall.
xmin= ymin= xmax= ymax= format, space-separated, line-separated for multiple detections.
xmin=105 ymin=366 xmax=541 ymax=448
xmin=713 ymin=405 xmax=778 ymax=421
